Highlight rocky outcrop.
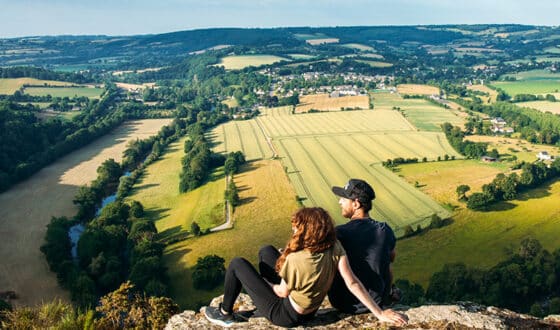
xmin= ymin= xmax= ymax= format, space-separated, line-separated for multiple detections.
xmin=165 ymin=294 xmax=560 ymax=329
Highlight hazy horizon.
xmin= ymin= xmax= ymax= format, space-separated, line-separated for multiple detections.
xmin=1 ymin=0 xmax=559 ymax=38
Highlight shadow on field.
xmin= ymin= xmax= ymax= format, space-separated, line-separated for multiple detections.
xmin=516 ymin=184 xmax=553 ymax=201
xmin=145 ymin=206 xmax=171 ymax=222
xmin=166 ymin=145 xmax=180 ymax=153
xmin=158 ymin=225 xmax=189 ymax=244
xmin=165 ymin=244 xmax=192 ymax=262
xmin=236 ymin=184 xmax=251 ymax=193
xmin=488 ymin=202 xmax=516 ymax=212
xmin=134 ymin=183 xmax=160 ymax=191
xmin=239 ymin=196 xmax=257 ymax=205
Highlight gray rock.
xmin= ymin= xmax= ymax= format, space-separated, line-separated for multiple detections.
xmin=165 ymin=294 xmax=560 ymax=329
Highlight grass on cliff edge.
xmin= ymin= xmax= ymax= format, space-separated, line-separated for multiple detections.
xmin=394 ymin=160 xmax=560 ymax=288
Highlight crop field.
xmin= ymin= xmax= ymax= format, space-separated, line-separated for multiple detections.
xmin=467 ymin=84 xmax=498 ymax=103
xmin=340 ymin=43 xmax=375 ymax=52
xmin=397 ymin=84 xmax=440 ymax=95
xmin=370 ymin=92 xmax=464 ymax=131
xmin=0 ymin=119 xmax=171 ymax=307
xmin=23 ymin=86 xmax=104 ymax=98
xmin=0 ymin=77 xmax=74 ymax=95
xmin=216 ymin=55 xmax=290 ymax=70
xmin=295 ymin=94 xmax=369 ymax=112
xmin=257 ymin=108 xmax=415 ymax=137
xmin=287 ymin=54 xmax=316 ymax=60
xmin=464 ymin=135 xmax=559 ymax=163
xmin=207 ymin=107 xmax=459 ymax=235
xmin=518 ymin=100 xmax=560 ymax=114
xmin=492 ymin=70 xmax=560 ymax=96
xmin=206 ymin=119 xmax=274 ymax=161
xmin=395 ymin=165 xmax=560 ymax=287
xmin=398 ymin=98 xmax=465 ymax=131
xmin=355 ymin=60 xmax=393 ymax=68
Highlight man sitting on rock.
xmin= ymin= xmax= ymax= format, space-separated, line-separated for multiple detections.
xmin=328 ymin=178 xmax=399 ymax=313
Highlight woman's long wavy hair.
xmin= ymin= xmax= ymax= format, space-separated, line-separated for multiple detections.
xmin=275 ymin=207 xmax=337 ymax=272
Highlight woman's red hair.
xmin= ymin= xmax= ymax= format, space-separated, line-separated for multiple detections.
xmin=275 ymin=207 xmax=336 ymax=272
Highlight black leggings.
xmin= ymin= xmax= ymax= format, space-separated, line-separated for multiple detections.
xmin=221 ymin=245 xmax=315 ymax=327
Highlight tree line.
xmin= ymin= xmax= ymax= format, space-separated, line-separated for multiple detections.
xmin=398 ymin=238 xmax=560 ymax=317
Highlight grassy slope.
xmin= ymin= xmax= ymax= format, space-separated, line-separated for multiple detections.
xmin=127 ymin=140 xmax=299 ymax=308
xmin=394 ymin=160 xmax=560 ymax=288
xmin=24 ymin=87 xmax=103 ymax=98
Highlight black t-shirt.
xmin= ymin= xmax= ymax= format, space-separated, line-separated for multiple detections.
xmin=328 ymin=218 xmax=396 ymax=312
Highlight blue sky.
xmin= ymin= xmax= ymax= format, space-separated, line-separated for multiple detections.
xmin=0 ymin=0 xmax=558 ymax=38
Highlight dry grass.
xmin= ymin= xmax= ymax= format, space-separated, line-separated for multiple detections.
xmin=305 ymin=38 xmax=339 ymax=45
xmin=518 ymin=100 xmax=560 ymax=114
xmin=295 ymin=94 xmax=369 ymax=113
xmin=0 ymin=119 xmax=171 ymax=307
xmin=115 ymin=82 xmax=156 ymax=91
xmin=397 ymin=84 xmax=440 ymax=95
xmin=0 ymin=78 xmax=73 ymax=95
xmin=467 ymin=84 xmax=498 ymax=103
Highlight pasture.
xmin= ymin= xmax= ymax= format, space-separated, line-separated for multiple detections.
xmin=492 ymin=69 xmax=560 ymax=96
xmin=126 ymin=137 xmax=227 ymax=240
xmin=397 ymin=84 xmax=440 ymax=95
xmin=340 ymin=43 xmax=375 ymax=52
xmin=0 ymin=77 xmax=73 ymax=95
xmin=395 ymin=171 xmax=560 ymax=287
xmin=295 ymin=94 xmax=369 ymax=112
xmin=0 ymin=119 xmax=171 ymax=306
xmin=215 ymin=55 xmax=290 ymax=70
xmin=355 ymin=60 xmax=393 ymax=68
xmin=23 ymin=86 xmax=104 ymax=98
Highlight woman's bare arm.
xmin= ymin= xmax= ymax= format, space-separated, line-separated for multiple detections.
xmin=273 ymin=279 xmax=290 ymax=298
xmin=338 ymin=255 xmax=407 ymax=326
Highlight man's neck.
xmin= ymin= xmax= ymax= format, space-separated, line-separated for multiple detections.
xmin=350 ymin=209 xmax=368 ymax=220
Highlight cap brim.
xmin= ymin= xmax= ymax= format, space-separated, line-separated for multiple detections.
xmin=332 ymin=186 xmax=349 ymax=198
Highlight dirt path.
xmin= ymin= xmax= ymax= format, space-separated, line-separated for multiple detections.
xmin=210 ymin=174 xmax=233 ymax=232
xmin=0 ymin=119 xmax=171 ymax=307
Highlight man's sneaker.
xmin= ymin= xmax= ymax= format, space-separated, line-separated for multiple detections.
xmin=204 ymin=305 xmax=236 ymax=327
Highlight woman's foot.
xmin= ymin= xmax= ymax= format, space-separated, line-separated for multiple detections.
xmin=204 ymin=305 xmax=235 ymax=327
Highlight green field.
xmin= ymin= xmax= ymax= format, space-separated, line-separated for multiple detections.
xmin=394 ymin=177 xmax=560 ymax=288
xmin=207 ymin=106 xmax=460 ymax=234
xmin=355 ymin=59 xmax=393 ymax=68
xmin=492 ymin=69 xmax=560 ymax=96
xmin=371 ymin=92 xmax=464 ymax=131
xmin=23 ymin=86 xmax=104 ymax=98
xmin=340 ymin=43 xmax=375 ymax=52
xmin=216 ymin=55 xmax=290 ymax=70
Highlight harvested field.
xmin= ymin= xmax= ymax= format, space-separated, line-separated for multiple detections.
xmin=0 ymin=78 xmax=73 ymax=95
xmin=216 ymin=55 xmax=290 ymax=70
xmin=355 ymin=60 xmax=393 ymax=68
xmin=0 ymin=119 xmax=171 ymax=306
xmin=295 ymin=94 xmax=369 ymax=113
xmin=397 ymin=84 xmax=440 ymax=95
xmin=207 ymin=120 xmax=274 ymax=161
xmin=115 ymin=82 xmax=156 ymax=91
xmin=340 ymin=43 xmax=375 ymax=52
xmin=467 ymin=84 xmax=498 ymax=103
xmin=518 ymin=100 xmax=560 ymax=114
xmin=24 ymin=86 xmax=104 ymax=98
xmin=398 ymin=98 xmax=465 ymax=132
xmin=306 ymin=38 xmax=339 ymax=45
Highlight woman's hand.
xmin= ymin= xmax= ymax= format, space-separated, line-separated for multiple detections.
xmin=376 ymin=309 xmax=408 ymax=326
xmin=273 ymin=279 xmax=290 ymax=298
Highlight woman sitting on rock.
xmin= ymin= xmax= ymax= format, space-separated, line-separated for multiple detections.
xmin=204 ymin=207 xmax=407 ymax=328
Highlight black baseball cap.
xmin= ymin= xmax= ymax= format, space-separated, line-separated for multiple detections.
xmin=332 ymin=179 xmax=375 ymax=202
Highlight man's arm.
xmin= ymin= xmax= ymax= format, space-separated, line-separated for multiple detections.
xmin=338 ymin=255 xmax=407 ymax=325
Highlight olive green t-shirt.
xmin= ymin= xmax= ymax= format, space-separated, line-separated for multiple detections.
xmin=279 ymin=240 xmax=346 ymax=311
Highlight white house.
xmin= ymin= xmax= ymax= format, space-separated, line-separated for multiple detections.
xmin=537 ymin=151 xmax=554 ymax=161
